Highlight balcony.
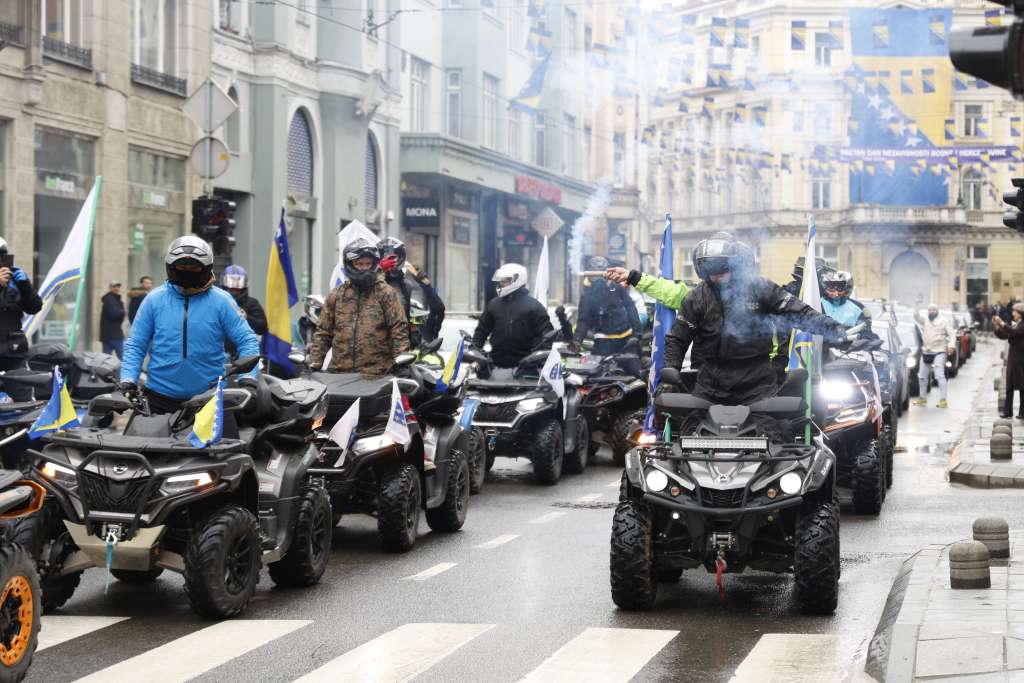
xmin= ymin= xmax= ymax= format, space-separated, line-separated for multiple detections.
xmin=666 ymin=205 xmax=971 ymax=234
xmin=0 ymin=22 xmax=23 ymax=47
xmin=42 ymin=36 xmax=92 ymax=69
xmin=130 ymin=64 xmax=187 ymax=97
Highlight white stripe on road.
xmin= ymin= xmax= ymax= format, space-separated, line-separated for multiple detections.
xmin=575 ymin=493 xmax=602 ymax=502
xmin=519 ymin=627 xmax=678 ymax=683
xmin=474 ymin=534 xmax=520 ymax=549
xmin=606 ymin=480 xmax=621 ymax=488
xmin=729 ymin=634 xmax=844 ymax=683
xmin=295 ymin=622 xmax=494 ymax=682
xmin=528 ymin=511 xmax=567 ymax=524
xmin=73 ymin=620 xmax=311 ymax=683
xmin=402 ymin=562 xmax=457 ymax=581
xmin=38 ymin=616 xmax=130 ymax=651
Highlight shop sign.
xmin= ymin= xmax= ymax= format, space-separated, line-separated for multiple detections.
xmin=515 ymin=175 xmax=562 ymax=204
xmin=506 ymin=199 xmax=529 ymax=221
xmin=449 ymin=189 xmax=476 ymax=212
xmin=403 ymin=196 xmax=441 ymax=227
xmin=531 ymin=206 xmax=564 ymax=238
xmin=142 ymin=190 xmax=167 ymax=208
xmin=133 ymin=224 xmax=145 ymax=253
xmin=44 ymin=175 xmax=76 ymax=194
xmin=503 ymin=226 xmax=539 ymax=247
xmin=451 ymin=216 xmax=472 ymax=244
xmin=608 ymin=227 xmax=626 ymax=257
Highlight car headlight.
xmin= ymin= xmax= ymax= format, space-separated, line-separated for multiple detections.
xmin=820 ymin=381 xmax=853 ymax=401
xmin=162 ymin=472 xmax=216 ymax=494
xmin=40 ymin=462 xmax=77 ymax=487
xmin=644 ymin=469 xmax=669 ymax=492
xmin=779 ymin=472 xmax=802 ymax=495
xmin=516 ymin=398 xmax=546 ymax=412
xmin=905 ymin=356 xmax=917 ymax=369
xmin=351 ymin=434 xmax=396 ymax=455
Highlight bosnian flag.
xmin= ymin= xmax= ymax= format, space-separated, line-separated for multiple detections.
xmin=384 ymin=379 xmax=411 ymax=446
xmin=643 ymin=214 xmax=677 ymax=433
xmin=788 ymin=215 xmax=821 ymax=371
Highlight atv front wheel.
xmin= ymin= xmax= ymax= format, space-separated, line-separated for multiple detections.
xmin=378 ymin=464 xmax=422 ymax=552
xmin=269 ymin=486 xmax=333 ymax=587
xmin=562 ymin=418 xmax=590 ymax=474
xmin=184 ymin=505 xmax=261 ymax=619
xmin=793 ymin=499 xmax=840 ymax=614
xmin=110 ymin=568 xmax=164 ymax=583
xmin=8 ymin=506 xmax=81 ymax=613
xmin=609 ymin=500 xmax=656 ymax=610
xmin=851 ymin=440 xmax=885 ymax=515
xmin=0 ymin=543 xmax=40 ymax=681
xmin=466 ymin=429 xmax=486 ymax=494
xmin=426 ymin=453 xmax=470 ymax=533
xmin=611 ymin=411 xmax=639 ymax=467
xmin=530 ymin=420 xmax=564 ymax=485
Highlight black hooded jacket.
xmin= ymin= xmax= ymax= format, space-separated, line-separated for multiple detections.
xmin=386 ymin=271 xmax=446 ymax=344
xmin=574 ymin=279 xmax=641 ymax=343
xmin=0 ymin=278 xmax=42 ymax=357
xmin=222 ymin=288 xmax=268 ymax=356
xmin=472 ymin=287 xmax=554 ymax=368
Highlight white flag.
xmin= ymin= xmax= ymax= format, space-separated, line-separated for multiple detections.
xmin=328 ymin=397 xmax=360 ymax=466
xmin=538 ymin=347 xmax=564 ymax=398
xmin=328 ymin=220 xmax=380 ymax=290
xmin=384 ymin=378 xmax=412 ymax=446
xmin=23 ymin=178 xmax=101 ymax=338
xmin=534 ymin=235 xmax=550 ymax=306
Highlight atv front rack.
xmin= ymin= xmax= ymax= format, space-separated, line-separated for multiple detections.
xmin=642 ymin=441 xmax=817 ymax=464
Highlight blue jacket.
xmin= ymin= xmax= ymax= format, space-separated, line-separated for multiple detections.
xmin=822 ymin=298 xmax=867 ymax=328
xmin=121 ymin=283 xmax=260 ymax=399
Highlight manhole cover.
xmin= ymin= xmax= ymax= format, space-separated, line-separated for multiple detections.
xmin=551 ymin=501 xmax=618 ymax=510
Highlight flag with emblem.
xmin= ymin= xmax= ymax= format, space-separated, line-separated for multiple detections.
xmin=734 ymin=18 xmax=749 ymax=48
xmin=985 ymin=9 xmax=1001 ymax=27
xmin=679 ymin=14 xmax=696 ymax=44
xmin=929 ymin=13 xmax=946 ymax=45
xmin=643 ymin=214 xmax=676 ymax=435
xmin=28 ymin=368 xmax=80 ymax=440
xmin=436 ymin=337 xmax=465 ymax=394
xmin=188 ymin=378 xmax=224 ymax=448
xmin=538 ymin=347 xmax=564 ymax=399
xmin=264 ymin=208 xmax=300 ymax=377
xmin=384 ymin=379 xmax=411 ymax=446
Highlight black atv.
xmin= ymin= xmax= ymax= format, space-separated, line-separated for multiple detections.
xmin=308 ymin=352 xmax=470 ymax=553
xmin=611 ymin=367 xmax=840 ymax=615
xmin=0 ymin=370 xmax=62 ymax=470
xmin=23 ymin=356 xmax=334 ymax=618
xmin=462 ymin=335 xmax=587 ymax=485
xmin=27 ymin=343 xmax=120 ymax=405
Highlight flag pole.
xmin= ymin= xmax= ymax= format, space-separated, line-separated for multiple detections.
xmin=804 ymin=213 xmax=815 ymax=445
xmin=68 ymin=176 xmax=102 ymax=350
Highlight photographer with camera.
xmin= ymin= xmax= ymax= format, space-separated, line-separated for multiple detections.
xmin=0 ymin=238 xmax=42 ymax=401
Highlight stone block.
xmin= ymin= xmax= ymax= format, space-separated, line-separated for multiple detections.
xmin=951 ymin=541 xmax=992 ymax=589
xmin=975 ymin=518 xmax=1012 ymax=559
xmin=914 ymin=635 xmax=1004 ymax=677
xmin=991 ymin=433 xmax=1013 ymax=461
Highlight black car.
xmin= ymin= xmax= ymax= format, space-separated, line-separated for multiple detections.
xmin=872 ymin=319 xmax=911 ymax=414
xmin=899 ymin=321 xmax=925 ymax=397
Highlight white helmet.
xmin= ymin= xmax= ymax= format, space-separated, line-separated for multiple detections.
xmin=492 ymin=263 xmax=527 ymax=298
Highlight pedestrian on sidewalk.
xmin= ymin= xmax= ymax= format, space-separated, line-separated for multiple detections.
xmin=99 ymin=281 xmax=125 ymax=359
xmin=994 ymin=302 xmax=1024 ymax=418
xmin=127 ymin=275 xmax=152 ymax=324
xmin=914 ymin=304 xmax=956 ymax=409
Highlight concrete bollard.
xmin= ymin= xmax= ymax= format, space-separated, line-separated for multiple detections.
xmin=991 ymin=433 xmax=1013 ymax=460
xmin=973 ymin=517 xmax=1011 ymax=559
xmin=993 ymin=420 xmax=1013 ymax=437
xmin=950 ymin=541 xmax=991 ymax=589
xmin=996 ymin=378 xmax=1003 ymax=391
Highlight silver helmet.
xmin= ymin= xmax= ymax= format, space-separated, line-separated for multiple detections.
xmin=165 ymin=236 xmax=214 ymax=288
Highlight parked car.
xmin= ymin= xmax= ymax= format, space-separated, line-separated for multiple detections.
xmin=872 ymin=318 xmax=911 ymax=414
xmin=899 ymin=321 xmax=924 ymax=397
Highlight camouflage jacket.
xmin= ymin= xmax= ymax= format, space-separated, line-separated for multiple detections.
xmin=307 ymin=273 xmax=410 ymax=376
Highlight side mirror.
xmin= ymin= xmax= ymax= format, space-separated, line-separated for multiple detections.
xmin=394 ymin=352 xmax=417 ymax=368
xmin=227 ymin=355 xmax=260 ymax=377
xmin=87 ymin=392 xmax=133 ymax=416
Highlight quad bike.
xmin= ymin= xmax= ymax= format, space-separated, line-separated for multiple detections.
xmin=0 ymin=371 xmax=60 ymax=471
xmin=611 ymin=365 xmax=841 ymax=615
xmin=24 ymin=356 xmax=334 ymax=618
xmin=0 ymin=470 xmax=45 ymax=681
xmin=27 ymin=344 xmax=120 ymax=405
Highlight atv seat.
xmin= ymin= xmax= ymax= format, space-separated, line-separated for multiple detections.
xmin=654 ymin=393 xmax=712 ymax=414
xmin=311 ymin=372 xmax=394 ymax=420
xmin=747 ymin=396 xmax=806 ymax=417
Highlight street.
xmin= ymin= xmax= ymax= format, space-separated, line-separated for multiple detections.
xmin=18 ymin=340 xmax=1015 ymax=682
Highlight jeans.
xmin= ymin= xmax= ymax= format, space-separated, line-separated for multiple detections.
xmin=102 ymin=339 xmax=124 ymax=359
xmin=1004 ymin=386 xmax=1024 ymax=418
xmin=918 ymin=352 xmax=948 ymax=401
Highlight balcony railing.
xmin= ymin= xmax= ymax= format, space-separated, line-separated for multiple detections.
xmin=130 ymin=64 xmax=187 ymax=97
xmin=666 ymin=205 xmax=972 ymax=233
xmin=0 ymin=22 xmax=23 ymax=46
xmin=42 ymin=36 xmax=92 ymax=69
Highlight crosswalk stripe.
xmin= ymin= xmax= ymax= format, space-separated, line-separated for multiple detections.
xmin=575 ymin=493 xmax=602 ymax=502
xmin=72 ymin=619 xmax=311 ymax=683
xmin=518 ymin=627 xmax=678 ymax=683
xmin=528 ymin=511 xmax=567 ymax=524
xmin=38 ymin=616 xmax=130 ymax=652
xmin=729 ymin=634 xmax=844 ymax=682
xmin=294 ymin=622 xmax=494 ymax=682
xmin=474 ymin=534 xmax=519 ymax=549
xmin=402 ymin=562 xmax=457 ymax=580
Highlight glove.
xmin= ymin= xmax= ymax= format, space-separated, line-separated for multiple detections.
xmin=626 ymin=270 xmax=642 ymax=287
xmin=11 ymin=268 xmax=28 ymax=284
xmin=119 ymin=381 xmax=138 ymax=401
xmin=827 ymin=328 xmax=849 ymax=346
xmin=380 ymin=254 xmax=399 ymax=273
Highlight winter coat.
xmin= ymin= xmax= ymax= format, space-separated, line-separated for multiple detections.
xmin=99 ymin=292 xmax=125 ymax=343
xmin=127 ymin=287 xmax=148 ymax=324
xmin=472 ymin=287 xmax=554 ymax=368
xmin=0 ymin=275 xmax=41 ymax=357
xmin=996 ymin=320 xmax=1024 ymax=389
xmin=633 ymin=272 xmax=690 ymax=310
xmin=386 ymin=270 xmax=446 ymax=344
xmin=575 ymin=279 xmax=641 ymax=344
xmin=914 ymin=311 xmax=956 ymax=354
xmin=222 ymin=289 xmax=268 ymax=357
xmin=307 ymin=273 xmax=410 ymax=377
xmin=121 ymin=282 xmax=260 ymax=400
xmin=822 ymin=298 xmax=870 ymax=328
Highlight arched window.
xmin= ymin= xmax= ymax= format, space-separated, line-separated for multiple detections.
xmin=287 ymin=110 xmax=314 ymax=196
xmin=225 ymin=87 xmax=240 ymax=152
xmin=962 ymin=169 xmax=983 ymax=210
xmin=365 ymin=132 xmax=379 ymax=212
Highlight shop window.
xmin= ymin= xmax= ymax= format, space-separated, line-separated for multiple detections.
xmin=287 ymin=110 xmax=314 ymax=196
xmin=225 ymin=87 xmax=241 ymax=152
xmin=133 ymin=0 xmax=178 ymax=75
xmin=365 ymin=132 xmax=379 ymax=213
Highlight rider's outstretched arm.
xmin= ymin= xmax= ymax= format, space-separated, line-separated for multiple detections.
xmin=633 ymin=272 xmax=690 ymax=311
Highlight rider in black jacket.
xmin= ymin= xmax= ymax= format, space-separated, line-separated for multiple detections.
xmin=574 ymin=256 xmax=642 ymax=354
xmin=379 ymin=237 xmax=446 ymax=345
xmin=665 ymin=234 xmax=847 ymax=405
xmin=0 ymin=239 xmax=42 ymax=401
xmin=472 ymin=263 xmax=554 ymax=371
xmin=219 ymin=265 xmax=268 ymax=358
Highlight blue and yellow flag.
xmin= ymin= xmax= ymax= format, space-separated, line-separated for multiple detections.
xmin=263 ymin=207 xmax=300 ymax=377
xmin=512 ymin=55 xmax=550 ymax=111
xmin=189 ymin=378 xmax=224 ymax=448
xmin=436 ymin=337 xmax=465 ymax=394
xmin=28 ymin=368 xmax=79 ymax=440
xmin=791 ymin=21 xmax=806 ymax=50
xmin=710 ymin=17 xmax=726 ymax=47
xmin=643 ymin=215 xmax=676 ymax=435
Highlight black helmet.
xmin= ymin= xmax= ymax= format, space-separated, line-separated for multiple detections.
xmin=379 ymin=236 xmax=407 ymax=276
xmin=792 ymin=256 xmax=831 ymax=281
xmin=822 ymin=270 xmax=853 ymax=301
xmin=165 ymin=236 xmax=214 ymax=289
xmin=343 ymin=238 xmax=381 ymax=289
xmin=692 ymin=233 xmax=754 ymax=282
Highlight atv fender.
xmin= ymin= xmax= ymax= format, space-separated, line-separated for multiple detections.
xmin=624 ymin=447 xmax=643 ymax=487
xmin=423 ymin=422 xmax=464 ymax=510
xmin=257 ymin=443 xmax=319 ymax=555
xmin=562 ymin=389 xmax=583 ymax=454
xmin=803 ymin=445 xmax=837 ymax=497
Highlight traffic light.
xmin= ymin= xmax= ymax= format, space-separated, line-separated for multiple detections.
xmin=1003 ymin=177 xmax=1024 ymax=232
xmin=949 ymin=1 xmax=1024 ymax=98
xmin=191 ymin=196 xmax=236 ymax=245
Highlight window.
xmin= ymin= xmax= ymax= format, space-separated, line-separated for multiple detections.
xmin=296 ymin=0 xmax=310 ymax=25
xmin=964 ymin=104 xmax=983 ymax=137
xmin=963 ymin=169 xmax=983 ymax=210
xmin=508 ymin=108 xmax=522 ymax=160
xmin=482 ymin=74 xmax=499 ymax=149
xmin=287 ymin=110 xmax=314 ymax=196
xmin=968 ymin=245 xmax=989 ymax=260
xmin=447 ymin=0 xmax=462 ymax=7
xmin=134 ymin=0 xmax=178 ymax=74
xmin=365 ymin=133 xmax=379 ymax=213
xmin=225 ymin=87 xmax=240 ymax=152
xmin=562 ymin=114 xmax=576 ymax=176
xmin=534 ymin=113 xmax=546 ymax=166
xmin=812 ymin=102 xmax=833 ymax=139
xmin=218 ymin=0 xmax=242 ymax=33
xmin=613 ymin=132 xmax=625 ymax=185
xmin=816 ymin=244 xmax=839 ymax=269
xmin=446 ymin=70 xmax=462 ymax=137
xmin=751 ymin=35 xmax=760 ymax=56
xmin=564 ymin=9 xmax=577 ymax=55
xmin=410 ymin=58 xmax=430 ymax=133
xmin=814 ymin=33 xmax=832 ymax=66
xmin=583 ymin=126 xmax=592 ymax=180
xmin=811 ymin=176 xmax=832 ymax=209
xmin=128 ymin=147 xmax=185 ymax=189
xmin=43 ymin=0 xmax=82 ymax=44
xmin=509 ymin=0 xmax=525 ymax=51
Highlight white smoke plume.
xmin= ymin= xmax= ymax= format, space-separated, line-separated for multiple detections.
xmin=567 ymin=181 xmax=612 ymax=275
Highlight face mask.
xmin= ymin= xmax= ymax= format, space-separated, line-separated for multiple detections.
xmin=928 ymin=312 xmax=938 ymax=320
xmin=173 ymin=268 xmax=208 ymax=290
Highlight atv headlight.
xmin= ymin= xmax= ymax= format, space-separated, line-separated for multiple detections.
xmin=779 ymin=472 xmax=802 ymax=495
xmin=516 ymin=398 xmax=546 ymax=412
xmin=40 ymin=462 xmax=77 ymax=487
xmin=834 ymin=407 xmax=870 ymax=425
xmin=905 ymin=356 xmax=916 ymax=369
xmin=162 ymin=471 xmax=216 ymax=494
xmin=820 ymin=380 xmax=853 ymax=401
xmin=644 ymin=469 xmax=669 ymax=492
xmin=351 ymin=434 xmax=396 ymax=455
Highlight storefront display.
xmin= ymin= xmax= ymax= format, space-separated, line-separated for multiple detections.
xmin=127 ymin=147 xmax=186 ymax=290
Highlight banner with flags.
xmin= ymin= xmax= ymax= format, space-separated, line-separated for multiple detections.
xmin=188 ymin=377 xmax=225 ymax=448
xmin=28 ymin=367 xmax=80 ymax=440
xmin=436 ymin=337 xmax=464 ymax=393
xmin=384 ymin=379 xmax=412 ymax=446
xmin=264 ymin=207 xmax=300 ymax=377
xmin=329 ymin=398 xmax=360 ymax=466
xmin=23 ymin=177 xmax=101 ymax=340
xmin=643 ymin=214 xmax=676 ymax=435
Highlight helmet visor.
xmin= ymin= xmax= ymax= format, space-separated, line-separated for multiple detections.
xmin=699 ymin=256 xmax=731 ymax=276
xmin=222 ymin=274 xmax=246 ymax=289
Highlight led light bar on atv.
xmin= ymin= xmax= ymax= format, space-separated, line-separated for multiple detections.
xmin=677 ymin=437 xmax=769 ymax=451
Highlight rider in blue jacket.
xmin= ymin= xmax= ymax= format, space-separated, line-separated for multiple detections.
xmin=820 ymin=271 xmax=871 ymax=328
xmin=120 ymin=236 xmax=260 ymax=413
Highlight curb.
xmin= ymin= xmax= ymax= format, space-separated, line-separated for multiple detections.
xmin=865 ymin=552 xmax=917 ymax=682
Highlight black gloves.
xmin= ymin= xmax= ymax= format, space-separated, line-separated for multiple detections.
xmin=119 ymin=381 xmax=138 ymax=401
xmin=627 ymin=270 xmax=642 ymax=287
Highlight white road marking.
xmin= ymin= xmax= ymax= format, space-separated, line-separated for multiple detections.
xmin=402 ymin=562 xmax=457 ymax=580
xmin=72 ymin=620 xmax=311 ymax=683
xmin=474 ymin=534 xmax=520 ymax=549
xmin=729 ymin=634 xmax=844 ymax=683
xmin=294 ymin=622 xmax=494 ymax=682
xmin=576 ymin=493 xmax=602 ymax=502
xmin=519 ymin=627 xmax=678 ymax=682
xmin=38 ymin=616 xmax=129 ymax=651
xmin=606 ymin=480 xmax=621 ymax=488
xmin=528 ymin=511 xmax=567 ymax=524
